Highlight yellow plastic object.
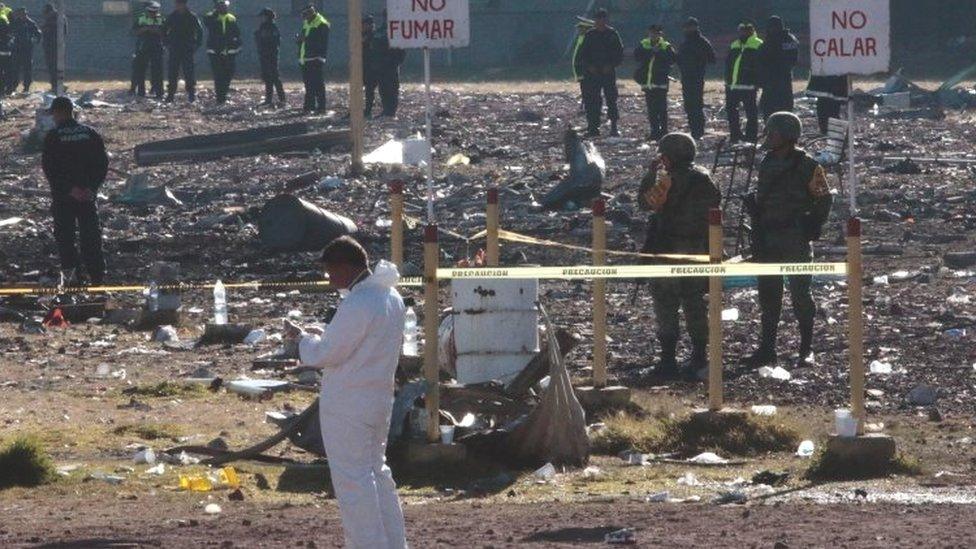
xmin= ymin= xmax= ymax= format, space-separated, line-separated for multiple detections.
xmin=178 ymin=474 xmax=213 ymax=492
xmin=218 ymin=467 xmax=240 ymax=488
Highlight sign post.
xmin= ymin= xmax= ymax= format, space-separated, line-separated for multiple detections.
xmin=56 ymin=0 xmax=66 ymax=95
xmin=348 ymin=0 xmax=365 ymax=174
xmin=388 ymin=0 xmax=470 ymax=223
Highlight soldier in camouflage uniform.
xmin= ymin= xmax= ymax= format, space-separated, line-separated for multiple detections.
xmin=745 ymin=112 xmax=833 ymax=368
xmin=639 ymin=133 xmax=722 ymax=379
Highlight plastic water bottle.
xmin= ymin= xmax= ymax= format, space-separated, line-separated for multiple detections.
xmin=402 ymin=305 xmax=418 ymax=356
xmin=213 ymin=280 xmax=228 ymax=325
xmin=144 ymin=280 xmax=159 ymax=312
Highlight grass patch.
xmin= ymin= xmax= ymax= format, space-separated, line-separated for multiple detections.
xmin=0 ymin=437 xmax=57 ymax=490
xmin=112 ymin=423 xmax=184 ymax=441
xmin=805 ymin=449 xmax=923 ymax=481
xmin=591 ymin=410 xmax=800 ymax=458
xmin=123 ymin=381 xmax=207 ymax=398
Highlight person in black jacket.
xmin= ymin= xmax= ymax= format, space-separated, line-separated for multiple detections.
xmin=576 ymin=8 xmax=623 ymax=137
xmin=130 ymin=2 xmax=165 ymax=99
xmin=10 ymin=8 xmax=42 ymax=93
xmin=363 ymin=14 xmax=405 ymax=118
xmin=676 ymin=17 xmax=715 ymax=139
xmin=806 ymin=75 xmax=848 ymax=134
xmin=0 ymin=6 xmax=13 ymax=96
xmin=163 ymin=0 xmax=203 ymax=103
xmin=634 ymin=25 xmax=676 ymax=141
xmin=41 ymin=97 xmax=109 ymax=285
xmin=41 ymin=3 xmax=65 ymax=93
xmin=298 ymin=4 xmax=329 ymax=113
xmin=758 ymin=15 xmax=799 ymax=119
xmin=204 ymin=0 xmax=241 ymax=105
xmin=255 ymin=7 xmax=284 ymax=107
xmin=724 ymin=22 xmax=763 ymax=143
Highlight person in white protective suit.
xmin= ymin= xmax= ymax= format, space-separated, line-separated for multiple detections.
xmin=284 ymin=236 xmax=408 ymax=549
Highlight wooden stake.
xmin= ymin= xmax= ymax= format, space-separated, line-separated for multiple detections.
xmin=347 ymin=0 xmax=365 ymax=175
xmin=847 ymin=217 xmax=865 ymax=434
xmin=708 ymin=208 xmax=724 ymax=411
xmin=55 ymin=0 xmax=65 ymax=95
xmin=423 ymin=225 xmax=440 ymax=442
xmin=389 ymin=180 xmax=404 ymax=268
xmin=592 ymin=199 xmax=608 ymax=388
xmin=486 ymin=188 xmax=500 ymax=266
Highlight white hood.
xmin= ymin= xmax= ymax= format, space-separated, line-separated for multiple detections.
xmin=362 ymin=260 xmax=400 ymax=290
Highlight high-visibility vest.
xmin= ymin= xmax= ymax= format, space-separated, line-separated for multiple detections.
xmin=729 ymin=33 xmax=762 ymax=88
xmin=571 ymin=34 xmax=585 ymax=80
xmin=137 ymin=13 xmax=162 ymax=27
xmin=639 ymin=37 xmax=671 ymax=90
xmin=300 ymin=13 xmax=330 ymax=64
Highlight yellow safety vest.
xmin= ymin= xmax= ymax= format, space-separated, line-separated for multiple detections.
xmin=730 ymin=33 xmax=763 ymax=87
xmin=639 ymin=37 xmax=671 ymax=89
xmin=300 ymin=13 xmax=330 ymax=64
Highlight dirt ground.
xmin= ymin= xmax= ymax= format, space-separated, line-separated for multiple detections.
xmin=1 ymin=77 xmax=976 ymax=546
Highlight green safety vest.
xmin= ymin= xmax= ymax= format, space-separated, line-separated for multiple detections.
xmin=639 ymin=37 xmax=671 ymax=88
xmin=137 ymin=13 xmax=162 ymax=27
xmin=0 ymin=6 xmax=10 ymax=21
xmin=571 ymin=34 xmax=585 ymax=79
xmin=730 ymin=33 xmax=762 ymax=87
xmin=206 ymin=11 xmax=236 ymax=34
xmin=300 ymin=13 xmax=330 ymax=64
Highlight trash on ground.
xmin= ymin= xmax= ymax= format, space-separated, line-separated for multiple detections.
xmin=796 ymin=440 xmax=815 ymax=457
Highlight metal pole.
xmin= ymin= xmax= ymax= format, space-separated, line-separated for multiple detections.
xmin=56 ymin=0 xmax=65 ymax=95
xmin=347 ymin=0 xmax=365 ymax=174
xmin=486 ymin=188 xmax=499 ymax=266
xmin=389 ymin=180 xmax=404 ymax=268
xmin=424 ymin=47 xmax=434 ymax=223
xmin=847 ymin=75 xmax=856 ymax=214
xmin=423 ymin=224 xmax=440 ymax=442
xmin=708 ymin=208 xmax=724 ymax=411
xmin=847 ymin=217 xmax=865 ymax=435
xmin=592 ymin=198 xmax=608 ymax=388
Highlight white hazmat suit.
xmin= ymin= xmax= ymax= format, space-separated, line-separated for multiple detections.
xmin=299 ymin=260 xmax=408 ymax=549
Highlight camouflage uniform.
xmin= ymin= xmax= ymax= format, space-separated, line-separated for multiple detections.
xmin=752 ymin=146 xmax=832 ymax=361
xmin=640 ymin=133 xmax=721 ymax=374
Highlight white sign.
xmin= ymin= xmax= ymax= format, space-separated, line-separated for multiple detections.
xmin=810 ymin=0 xmax=890 ymax=76
xmin=387 ymin=0 xmax=470 ymax=49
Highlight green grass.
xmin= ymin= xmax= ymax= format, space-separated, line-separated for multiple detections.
xmin=0 ymin=437 xmax=57 ymax=490
xmin=805 ymin=449 xmax=923 ymax=481
xmin=122 ymin=381 xmax=207 ymax=399
xmin=112 ymin=423 xmax=184 ymax=441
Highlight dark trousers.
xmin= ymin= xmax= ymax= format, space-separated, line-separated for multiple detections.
xmin=52 ymin=198 xmax=105 ymax=284
xmin=652 ymin=278 xmax=708 ymax=353
xmin=0 ymin=54 xmax=11 ymax=95
xmin=44 ymin=49 xmax=56 ymax=91
xmin=302 ymin=60 xmax=326 ymax=112
xmin=759 ymin=79 xmax=794 ymax=119
xmin=816 ymin=98 xmax=843 ymax=134
xmin=167 ymin=49 xmax=197 ymax=100
xmin=755 ymin=239 xmax=815 ymax=352
xmin=13 ymin=48 xmax=34 ymax=92
xmin=581 ymin=74 xmax=619 ymax=131
xmin=681 ymin=76 xmax=706 ymax=139
xmin=365 ymin=71 xmax=400 ymax=116
xmin=643 ymin=87 xmax=668 ymax=140
xmin=725 ymin=87 xmax=758 ymax=143
xmin=132 ymin=48 xmax=164 ymax=97
xmin=259 ymin=53 xmax=285 ymax=103
xmin=209 ymin=53 xmax=236 ymax=103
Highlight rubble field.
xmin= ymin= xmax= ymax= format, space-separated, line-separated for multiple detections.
xmin=1 ymin=77 xmax=975 ymax=546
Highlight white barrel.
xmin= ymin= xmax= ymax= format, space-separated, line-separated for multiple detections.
xmin=451 ymin=279 xmax=539 ymax=385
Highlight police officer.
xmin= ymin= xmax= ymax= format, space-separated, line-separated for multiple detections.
xmin=41 ymin=3 xmax=65 ymax=93
xmin=255 ymin=7 xmax=284 ymax=107
xmin=758 ymin=15 xmax=799 ymax=119
xmin=163 ymin=0 xmax=203 ymax=103
xmin=634 ymin=24 xmax=675 ymax=141
xmin=41 ymin=97 xmax=109 ymax=286
xmin=204 ymin=0 xmax=241 ymax=105
xmin=724 ymin=22 xmax=762 ymax=143
xmin=130 ymin=1 xmax=165 ymax=99
xmin=746 ymin=112 xmax=833 ymax=368
xmin=363 ymin=14 xmax=405 ymax=118
xmin=298 ymin=4 xmax=329 ymax=113
xmin=676 ymin=17 xmax=715 ymax=140
xmin=806 ymin=75 xmax=848 ymax=135
xmin=10 ymin=8 xmax=42 ymax=94
xmin=576 ymin=8 xmax=623 ymax=137
xmin=0 ymin=6 xmax=12 ymax=97
xmin=571 ymin=17 xmax=592 ymax=113
xmin=639 ymin=133 xmax=721 ymax=379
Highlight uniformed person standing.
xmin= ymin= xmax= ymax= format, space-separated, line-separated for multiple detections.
xmin=806 ymin=75 xmax=848 ymax=135
xmin=130 ymin=2 xmax=165 ymax=99
xmin=634 ymin=24 xmax=676 ymax=142
xmin=163 ymin=0 xmax=203 ymax=103
xmin=298 ymin=4 xmax=329 ymax=114
xmin=41 ymin=97 xmax=109 ymax=286
xmin=0 ymin=6 xmax=12 ymax=97
xmin=746 ymin=112 xmax=833 ymax=367
xmin=639 ymin=133 xmax=721 ymax=379
xmin=10 ymin=7 xmax=42 ymax=94
xmin=577 ymin=8 xmax=623 ymax=137
xmin=676 ymin=17 xmax=715 ymax=140
xmin=362 ymin=15 xmax=405 ymax=118
xmin=571 ymin=17 xmax=592 ymax=113
xmin=255 ymin=7 xmax=284 ymax=107
xmin=204 ymin=0 xmax=241 ymax=105
xmin=758 ymin=15 xmax=799 ymax=119
xmin=724 ymin=22 xmax=762 ymax=143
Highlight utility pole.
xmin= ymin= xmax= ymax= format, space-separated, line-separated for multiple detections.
xmin=56 ymin=0 xmax=66 ymax=95
xmin=347 ymin=0 xmax=365 ymax=174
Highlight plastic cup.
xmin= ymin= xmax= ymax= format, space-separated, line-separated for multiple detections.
xmin=834 ymin=409 xmax=857 ymax=438
xmin=439 ymin=425 xmax=455 ymax=444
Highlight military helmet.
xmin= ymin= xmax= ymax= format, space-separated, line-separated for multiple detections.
xmin=658 ymin=133 xmax=697 ymax=165
xmin=766 ymin=111 xmax=802 ymax=142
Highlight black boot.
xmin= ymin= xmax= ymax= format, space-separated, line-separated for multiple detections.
xmin=796 ymin=320 xmax=815 ymax=367
xmin=651 ymin=338 xmax=679 ymax=378
xmin=683 ymin=343 xmax=707 ymax=381
xmin=609 ymin=119 xmax=620 ymax=137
